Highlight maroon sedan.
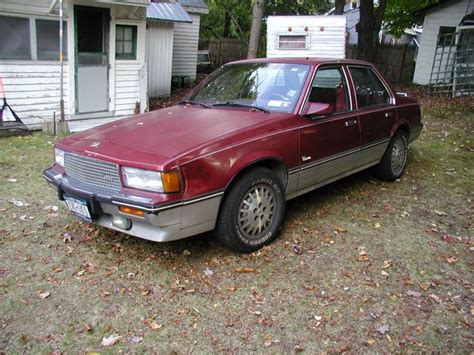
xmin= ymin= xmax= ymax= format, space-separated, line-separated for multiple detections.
xmin=43 ymin=58 xmax=422 ymax=252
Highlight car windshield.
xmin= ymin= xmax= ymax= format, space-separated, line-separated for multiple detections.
xmin=189 ymin=62 xmax=310 ymax=113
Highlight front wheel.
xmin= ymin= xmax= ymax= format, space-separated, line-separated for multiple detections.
xmin=216 ymin=167 xmax=286 ymax=253
xmin=374 ymin=131 xmax=408 ymax=181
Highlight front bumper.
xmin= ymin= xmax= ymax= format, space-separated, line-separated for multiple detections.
xmin=43 ymin=168 xmax=223 ymax=242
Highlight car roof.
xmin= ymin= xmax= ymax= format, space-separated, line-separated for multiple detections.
xmin=227 ymin=57 xmax=372 ymax=67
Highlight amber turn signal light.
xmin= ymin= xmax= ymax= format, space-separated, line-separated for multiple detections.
xmin=161 ymin=171 xmax=181 ymax=193
xmin=118 ymin=206 xmax=145 ymax=217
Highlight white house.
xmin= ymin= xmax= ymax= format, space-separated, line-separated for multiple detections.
xmin=171 ymin=0 xmax=208 ymax=84
xmin=0 ymin=0 xmax=150 ymax=131
xmin=325 ymin=1 xmax=360 ymax=44
xmin=413 ymin=0 xmax=474 ymax=85
xmin=146 ymin=1 xmax=192 ymax=97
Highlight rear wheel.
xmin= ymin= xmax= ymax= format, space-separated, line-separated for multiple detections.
xmin=375 ymin=131 xmax=408 ymax=181
xmin=216 ymin=167 xmax=286 ymax=253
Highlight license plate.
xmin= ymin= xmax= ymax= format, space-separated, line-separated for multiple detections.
xmin=64 ymin=195 xmax=92 ymax=222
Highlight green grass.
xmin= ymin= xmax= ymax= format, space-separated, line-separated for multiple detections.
xmin=0 ymin=96 xmax=473 ymax=352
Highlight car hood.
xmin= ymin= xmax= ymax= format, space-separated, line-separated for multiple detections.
xmin=66 ymin=105 xmax=287 ymax=159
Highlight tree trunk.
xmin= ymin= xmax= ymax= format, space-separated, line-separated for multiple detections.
xmin=223 ymin=10 xmax=231 ymax=38
xmin=356 ymin=0 xmax=387 ymax=62
xmin=247 ymin=0 xmax=265 ymax=59
xmin=335 ymin=0 xmax=345 ymax=15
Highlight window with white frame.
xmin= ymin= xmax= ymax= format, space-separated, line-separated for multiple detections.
xmin=278 ymin=35 xmax=307 ymax=49
xmin=0 ymin=15 xmax=31 ymax=59
xmin=0 ymin=15 xmax=67 ymax=61
xmin=36 ymin=19 xmax=67 ymax=60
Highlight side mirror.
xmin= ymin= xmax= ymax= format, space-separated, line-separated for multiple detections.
xmin=303 ymin=102 xmax=332 ymax=117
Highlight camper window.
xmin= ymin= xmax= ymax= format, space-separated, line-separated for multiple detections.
xmin=278 ymin=35 xmax=307 ymax=50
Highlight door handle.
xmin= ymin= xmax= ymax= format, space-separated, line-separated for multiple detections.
xmin=385 ymin=112 xmax=394 ymax=118
xmin=344 ymin=120 xmax=358 ymax=127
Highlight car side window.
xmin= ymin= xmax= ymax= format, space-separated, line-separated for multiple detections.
xmin=308 ymin=67 xmax=349 ymax=114
xmin=349 ymin=67 xmax=391 ymax=109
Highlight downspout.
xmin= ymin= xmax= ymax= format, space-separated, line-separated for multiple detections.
xmin=59 ymin=0 xmax=65 ymax=121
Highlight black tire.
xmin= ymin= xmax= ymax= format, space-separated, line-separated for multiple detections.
xmin=374 ymin=131 xmax=408 ymax=181
xmin=216 ymin=167 xmax=286 ymax=253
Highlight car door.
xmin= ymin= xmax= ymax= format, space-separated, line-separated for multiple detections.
xmin=347 ymin=66 xmax=395 ymax=168
xmin=297 ymin=65 xmax=361 ymax=191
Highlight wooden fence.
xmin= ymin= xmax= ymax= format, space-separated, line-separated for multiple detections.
xmin=206 ymin=38 xmax=246 ymax=67
xmin=202 ymin=40 xmax=417 ymax=84
xmin=347 ymin=44 xmax=417 ymax=83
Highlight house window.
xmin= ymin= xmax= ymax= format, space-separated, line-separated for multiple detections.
xmin=116 ymin=25 xmax=137 ymax=59
xmin=0 ymin=15 xmax=31 ymax=59
xmin=36 ymin=19 xmax=67 ymax=60
xmin=278 ymin=35 xmax=307 ymax=49
xmin=0 ymin=15 xmax=67 ymax=61
xmin=437 ymin=26 xmax=456 ymax=46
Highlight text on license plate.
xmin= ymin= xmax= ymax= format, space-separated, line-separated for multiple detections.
xmin=64 ymin=195 xmax=91 ymax=221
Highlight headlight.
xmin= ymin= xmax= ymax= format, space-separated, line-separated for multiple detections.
xmin=121 ymin=167 xmax=180 ymax=193
xmin=55 ymin=148 xmax=65 ymax=167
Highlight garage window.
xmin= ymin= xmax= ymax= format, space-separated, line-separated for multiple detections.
xmin=0 ymin=15 xmax=31 ymax=59
xmin=116 ymin=25 xmax=137 ymax=59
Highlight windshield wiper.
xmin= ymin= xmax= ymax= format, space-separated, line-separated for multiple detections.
xmin=178 ymin=100 xmax=211 ymax=108
xmin=212 ymin=101 xmax=270 ymax=114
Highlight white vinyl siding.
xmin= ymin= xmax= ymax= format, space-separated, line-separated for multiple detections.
xmin=147 ymin=21 xmax=174 ymax=97
xmin=413 ymin=0 xmax=474 ymax=85
xmin=172 ymin=13 xmax=200 ymax=79
xmin=114 ymin=62 xmax=141 ymax=116
xmin=0 ymin=62 xmax=69 ymax=129
xmin=266 ymin=16 xmax=346 ymax=59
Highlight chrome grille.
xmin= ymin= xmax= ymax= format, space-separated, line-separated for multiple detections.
xmin=64 ymin=153 xmax=121 ymax=193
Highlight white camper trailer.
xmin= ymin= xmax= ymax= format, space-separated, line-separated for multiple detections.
xmin=266 ymin=16 xmax=347 ymax=59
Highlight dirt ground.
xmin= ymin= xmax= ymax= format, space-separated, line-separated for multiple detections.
xmin=0 ymin=89 xmax=473 ymax=353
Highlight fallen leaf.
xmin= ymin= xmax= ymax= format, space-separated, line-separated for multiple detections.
xmin=314 ymin=315 xmax=322 ymax=321
xmin=7 ymin=178 xmax=18 ymax=183
xmin=101 ymin=334 xmax=121 ymax=347
xmin=406 ymin=290 xmax=422 ymax=298
xmin=382 ymin=259 xmax=392 ymax=269
xmin=204 ymin=267 xmax=214 ymax=277
xmin=401 ymin=279 xmax=414 ymax=286
xmin=366 ymin=338 xmax=376 ymax=345
xmin=434 ymin=210 xmax=448 ymax=216
xmin=292 ymin=244 xmax=302 ymax=255
xmin=63 ymin=233 xmax=73 ymax=243
xmin=83 ymin=323 xmax=93 ymax=332
xmin=149 ymin=321 xmax=162 ymax=330
xmin=446 ymin=256 xmax=457 ymax=264
xmin=182 ymin=249 xmax=191 ymax=256
xmin=129 ymin=336 xmax=143 ymax=344
xmin=374 ymin=223 xmax=381 ymax=229
xmin=39 ymin=291 xmax=51 ymax=299
xmin=234 ymin=267 xmax=256 ymax=273
xmin=334 ymin=226 xmax=347 ymax=233
xmin=381 ymin=270 xmax=389 ymax=277
xmin=376 ymin=324 xmax=390 ymax=334
xmin=294 ymin=345 xmax=305 ymax=353
xmin=419 ymin=283 xmax=429 ymax=291
xmin=429 ymin=294 xmax=441 ymax=303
